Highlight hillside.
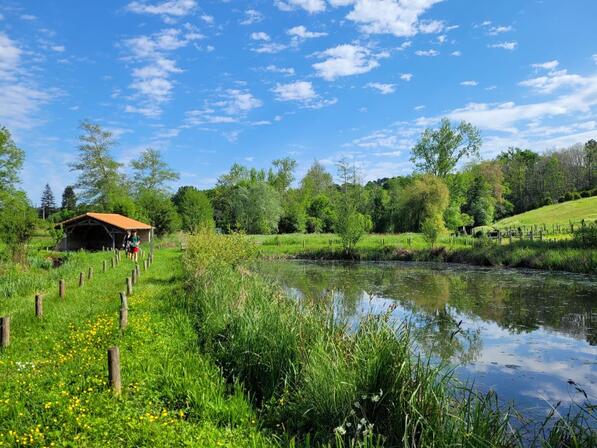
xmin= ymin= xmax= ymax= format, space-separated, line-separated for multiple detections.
xmin=495 ymin=196 xmax=597 ymax=228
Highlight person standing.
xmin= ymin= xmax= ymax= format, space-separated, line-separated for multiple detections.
xmin=131 ymin=230 xmax=141 ymax=263
xmin=123 ymin=230 xmax=132 ymax=259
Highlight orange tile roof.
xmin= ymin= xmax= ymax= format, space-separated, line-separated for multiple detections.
xmin=58 ymin=213 xmax=152 ymax=230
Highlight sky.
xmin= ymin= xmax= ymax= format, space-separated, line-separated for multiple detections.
xmin=1 ymin=0 xmax=597 ymax=204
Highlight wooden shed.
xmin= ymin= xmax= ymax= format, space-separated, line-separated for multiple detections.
xmin=55 ymin=213 xmax=153 ymax=251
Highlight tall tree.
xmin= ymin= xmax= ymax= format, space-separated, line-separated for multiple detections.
xmin=70 ymin=121 xmax=123 ymax=207
xmin=300 ymin=160 xmax=334 ymax=198
xmin=411 ymin=118 xmax=482 ymax=178
xmin=268 ymin=157 xmax=297 ymax=193
xmin=173 ymin=186 xmax=214 ymax=233
xmin=40 ymin=183 xmax=56 ymax=219
xmin=61 ymin=186 xmax=77 ymax=210
xmin=585 ymin=139 xmax=597 ymax=188
xmin=130 ymin=148 xmax=179 ymax=193
xmin=0 ymin=126 xmax=25 ymax=191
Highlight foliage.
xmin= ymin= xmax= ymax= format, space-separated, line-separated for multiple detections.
xmin=40 ymin=183 xmax=56 ymax=218
xmin=61 ymin=185 xmax=77 ymax=211
xmin=0 ymin=126 xmax=24 ymax=190
xmin=396 ymin=175 xmax=450 ymax=231
xmin=278 ymin=189 xmax=306 ymax=233
xmin=422 ymin=213 xmax=446 ymax=247
xmin=411 ymin=118 xmax=482 ymax=178
xmin=70 ymin=121 xmax=124 ymax=207
xmin=173 ymin=186 xmax=214 ymax=233
xmin=336 ymin=211 xmax=372 ymax=252
xmin=137 ymin=189 xmax=180 ymax=236
xmin=232 ymin=181 xmax=282 ymax=234
xmin=130 ymin=148 xmax=179 ymax=193
xmin=573 ymin=223 xmax=597 ymax=248
xmin=0 ymin=190 xmax=38 ymax=261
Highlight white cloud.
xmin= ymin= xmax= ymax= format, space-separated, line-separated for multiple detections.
xmin=489 ymin=41 xmax=517 ymax=50
xmin=272 ymin=81 xmax=336 ymax=108
xmin=265 ymin=65 xmax=295 ymax=75
xmin=251 ymin=32 xmax=270 ymax=41
xmin=20 ymin=14 xmax=37 ymax=21
xmin=273 ymin=81 xmax=316 ymax=101
xmin=126 ymin=0 xmax=197 ymax=21
xmin=351 ymin=131 xmax=402 ymax=149
xmin=461 ymin=80 xmax=478 ymax=87
xmin=334 ymin=0 xmax=443 ymax=37
xmin=415 ymin=49 xmax=439 ymax=56
xmin=414 ymin=105 xmax=425 ymax=111
xmin=0 ymin=33 xmax=22 ymax=80
xmin=532 ymin=60 xmax=559 ymax=71
xmin=287 ymin=25 xmax=327 ymax=39
xmin=488 ymin=25 xmax=512 ymax=35
xmin=519 ymin=69 xmax=587 ymax=94
xmin=451 ymin=50 xmax=461 ymax=56
xmin=437 ymin=34 xmax=446 ymax=44
xmin=313 ymin=44 xmax=387 ymax=80
xmin=400 ymin=73 xmax=413 ymax=81
xmin=200 ymin=14 xmax=213 ymax=24
xmin=124 ymin=27 xmax=203 ymax=117
xmin=216 ymin=89 xmax=262 ymax=115
xmin=275 ymin=0 xmax=327 ymax=13
xmin=252 ymin=42 xmax=287 ymax=54
xmin=367 ymin=82 xmax=395 ymax=94
xmin=50 ymin=45 xmax=65 ymax=52
xmin=240 ymin=9 xmax=264 ymax=25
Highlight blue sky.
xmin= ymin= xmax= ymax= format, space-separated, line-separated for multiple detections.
xmin=1 ymin=0 xmax=596 ymax=203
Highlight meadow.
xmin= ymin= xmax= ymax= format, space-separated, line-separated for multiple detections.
xmin=495 ymin=196 xmax=597 ymax=228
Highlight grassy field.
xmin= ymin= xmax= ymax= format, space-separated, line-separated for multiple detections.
xmin=0 ymin=249 xmax=273 ymax=447
xmin=495 ymin=196 xmax=597 ymax=228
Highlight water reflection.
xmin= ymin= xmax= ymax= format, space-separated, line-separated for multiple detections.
xmin=257 ymin=260 xmax=597 ymax=421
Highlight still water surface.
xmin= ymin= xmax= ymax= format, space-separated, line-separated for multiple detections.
xmin=257 ymin=260 xmax=596 ymax=423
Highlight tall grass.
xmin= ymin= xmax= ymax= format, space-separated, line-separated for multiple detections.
xmin=178 ymin=232 xmax=596 ymax=447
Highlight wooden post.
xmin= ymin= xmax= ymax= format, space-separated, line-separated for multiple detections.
xmin=79 ymin=272 xmax=85 ymax=287
xmin=143 ymin=260 xmax=148 ymax=272
xmin=59 ymin=279 xmax=65 ymax=298
xmin=107 ymin=347 xmax=121 ymax=395
xmin=120 ymin=292 xmax=128 ymax=310
xmin=135 ymin=264 xmax=140 ymax=278
xmin=103 ymin=260 xmax=107 ymax=273
xmin=111 ymin=257 xmax=115 ymax=269
xmin=509 ymin=233 xmax=512 ymax=245
xmin=131 ymin=269 xmax=137 ymax=286
xmin=0 ymin=317 xmax=10 ymax=348
xmin=88 ymin=267 xmax=93 ymax=280
xmin=35 ymin=294 xmax=43 ymax=318
xmin=119 ymin=307 xmax=128 ymax=332
xmin=126 ymin=277 xmax=133 ymax=296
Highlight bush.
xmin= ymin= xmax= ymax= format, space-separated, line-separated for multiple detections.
xmin=573 ymin=224 xmax=597 ymax=248
xmin=572 ymin=192 xmax=581 ymax=200
xmin=558 ymin=196 xmax=567 ymax=203
xmin=580 ymin=190 xmax=590 ymax=198
xmin=564 ymin=192 xmax=574 ymax=201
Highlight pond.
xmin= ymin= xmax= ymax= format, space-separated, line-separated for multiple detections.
xmin=256 ymin=260 xmax=596 ymax=425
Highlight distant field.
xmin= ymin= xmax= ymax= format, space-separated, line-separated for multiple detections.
xmin=495 ymin=196 xmax=597 ymax=228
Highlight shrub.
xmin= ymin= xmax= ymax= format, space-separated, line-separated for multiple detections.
xmin=564 ymin=192 xmax=574 ymax=201
xmin=572 ymin=192 xmax=581 ymax=200
xmin=580 ymin=190 xmax=590 ymax=198
xmin=573 ymin=224 xmax=597 ymax=248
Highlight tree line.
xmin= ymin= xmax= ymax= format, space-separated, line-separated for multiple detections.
xmin=1 ymin=118 xmax=596 ymax=259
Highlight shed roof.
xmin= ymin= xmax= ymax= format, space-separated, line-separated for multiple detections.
xmin=58 ymin=213 xmax=152 ymax=230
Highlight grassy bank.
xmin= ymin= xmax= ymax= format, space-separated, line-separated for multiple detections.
xmin=495 ymin=196 xmax=597 ymax=228
xmin=182 ymin=232 xmax=596 ymax=447
xmin=251 ymin=233 xmax=597 ymax=274
xmin=0 ymin=249 xmax=272 ymax=447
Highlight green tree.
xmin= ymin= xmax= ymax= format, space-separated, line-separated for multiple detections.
xmin=0 ymin=190 xmax=37 ymax=262
xmin=335 ymin=159 xmax=369 ymax=252
xmin=131 ymin=148 xmax=179 ymax=193
xmin=300 ymin=160 xmax=334 ymax=198
xmin=70 ymin=121 xmax=123 ymax=207
xmin=411 ymin=118 xmax=482 ymax=178
xmin=137 ymin=190 xmax=180 ymax=236
xmin=173 ymin=186 xmax=214 ymax=233
xmin=268 ymin=157 xmax=297 ymax=193
xmin=40 ymin=183 xmax=56 ymax=219
xmin=421 ymin=213 xmax=446 ymax=248
xmin=278 ymin=189 xmax=306 ymax=233
xmin=498 ymin=148 xmax=540 ymax=213
xmin=306 ymin=194 xmax=336 ymax=233
xmin=584 ymin=139 xmax=597 ymax=187
xmin=396 ymin=175 xmax=450 ymax=232
xmin=61 ymin=186 xmax=77 ymax=211
xmin=0 ymin=126 xmax=25 ymax=190
xmin=232 ymin=181 xmax=281 ymax=234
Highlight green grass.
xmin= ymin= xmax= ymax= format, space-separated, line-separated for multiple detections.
xmin=495 ymin=196 xmax=597 ymax=229
xmin=0 ymin=249 xmax=274 ymax=447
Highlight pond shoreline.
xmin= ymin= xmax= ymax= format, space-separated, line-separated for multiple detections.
xmin=260 ymin=242 xmax=597 ymax=275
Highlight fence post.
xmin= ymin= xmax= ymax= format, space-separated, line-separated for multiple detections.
xmin=79 ymin=272 xmax=85 ymax=287
xmin=103 ymin=260 xmax=107 ymax=273
xmin=88 ymin=267 xmax=93 ymax=281
xmin=132 ymin=269 xmax=137 ymax=286
xmin=119 ymin=307 xmax=128 ymax=332
xmin=35 ymin=294 xmax=43 ymax=318
xmin=126 ymin=277 xmax=133 ymax=296
xmin=120 ymin=292 xmax=128 ymax=310
xmin=0 ymin=317 xmax=10 ymax=348
xmin=59 ymin=279 xmax=65 ymax=299
xmin=107 ymin=347 xmax=121 ymax=395
xmin=135 ymin=264 xmax=140 ymax=279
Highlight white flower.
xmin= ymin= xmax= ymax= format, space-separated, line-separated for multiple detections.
xmin=334 ymin=426 xmax=347 ymax=436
